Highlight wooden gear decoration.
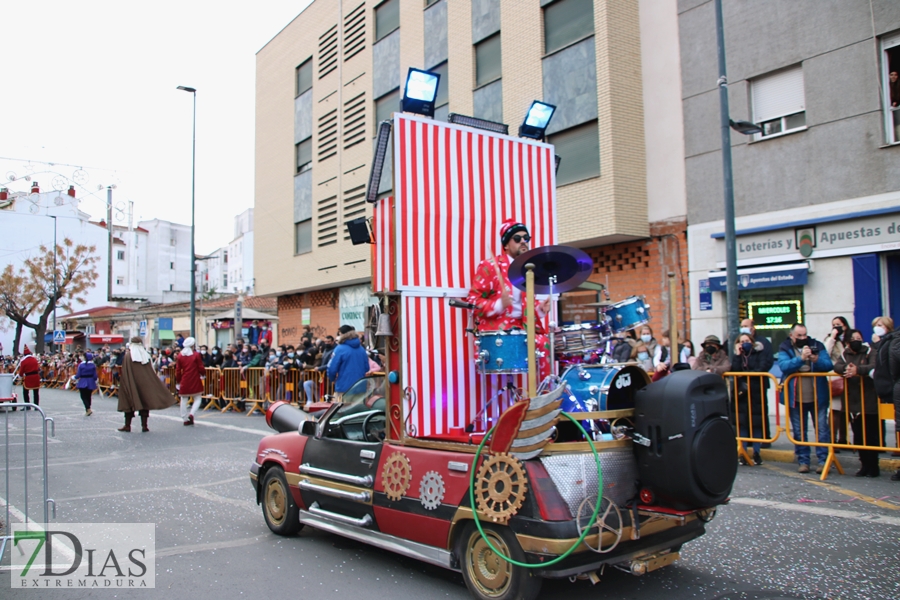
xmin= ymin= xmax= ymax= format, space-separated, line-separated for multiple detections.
xmin=474 ymin=453 xmax=528 ymax=523
xmin=381 ymin=451 xmax=412 ymax=501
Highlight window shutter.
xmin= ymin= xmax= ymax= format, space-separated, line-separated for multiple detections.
xmin=752 ymin=65 xmax=805 ymax=122
xmin=551 ymin=120 xmax=599 ymax=186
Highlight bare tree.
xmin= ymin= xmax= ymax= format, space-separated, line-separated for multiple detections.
xmin=15 ymin=239 xmax=100 ymax=353
xmin=0 ymin=265 xmax=44 ymax=356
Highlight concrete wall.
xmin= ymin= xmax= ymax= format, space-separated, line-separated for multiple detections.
xmin=679 ymin=0 xmax=900 ymax=224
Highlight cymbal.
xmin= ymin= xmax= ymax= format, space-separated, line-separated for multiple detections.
xmin=508 ymin=245 xmax=593 ymax=294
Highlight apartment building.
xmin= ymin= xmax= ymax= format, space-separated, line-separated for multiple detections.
xmin=256 ymin=0 xmax=689 ymax=346
xmin=680 ymin=0 xmax=900 ymax=349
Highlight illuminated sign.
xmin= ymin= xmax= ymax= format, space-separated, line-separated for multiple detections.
xmin=748 ymin=300 xmax=802 ymax=330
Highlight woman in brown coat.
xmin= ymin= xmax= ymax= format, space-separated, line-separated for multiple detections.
xmin=118 ymin=337 xmax=176 ymax=432
xmin=833 ymin=329 xmax=881 ymax=477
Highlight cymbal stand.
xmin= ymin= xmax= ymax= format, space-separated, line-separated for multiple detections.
xmin=548 ymin=275 xmax=558 ymax=377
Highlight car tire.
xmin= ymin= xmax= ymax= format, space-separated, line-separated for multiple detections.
xmin=261 ymin=467 xmax=302 ymax=536
xmin=456 ymin=521 xmax=541 ymax=600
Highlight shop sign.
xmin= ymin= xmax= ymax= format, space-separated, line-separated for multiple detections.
xmin=748 ymin=300 xmax=802 ymax=330
xmin=339 ymin=285 xmax=378 ymax=332
xmin=722 ymin=212 xmax=900 ymax=264
xmin=708 ymin=264 xmax=808 ymax=291
xmin=301 ymin=308 xmax=311 ymax=326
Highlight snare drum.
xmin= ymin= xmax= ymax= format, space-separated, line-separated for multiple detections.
xmin=604 ymin=296 xmax=650 ymax=334
xmin=555 ymin=323 xmax=606 ymax=357
xmin=475 ymin=330 xmax=529 ymax=374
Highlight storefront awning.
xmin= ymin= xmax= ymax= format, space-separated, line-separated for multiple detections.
xmin=708 ymin=261 xmax=809 ymax=292
xmin=205 ymin=308 xmax=277 ymax=322
xmin=88 ymin=334 xmax=124 ymax=344
xmin=44 ymin=333 xmax=84 ymax=345
xmin=158 ymin=330 xmax=176 ymax=340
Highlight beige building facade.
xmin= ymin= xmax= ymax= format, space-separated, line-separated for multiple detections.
xmin=255 ymin=0 xmax=690 ymax=345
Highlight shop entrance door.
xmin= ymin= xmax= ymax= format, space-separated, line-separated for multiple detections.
xmin=887 ymin=253 xmax=900 ymax=323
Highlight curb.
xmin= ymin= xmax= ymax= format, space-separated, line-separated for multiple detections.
xmin=758 ymin=448 xmax=900 ymax=472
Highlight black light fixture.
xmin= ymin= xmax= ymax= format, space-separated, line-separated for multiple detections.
xmin=447 ymin=113 xmax=509 ymax=135
xmin=366 ymin=120 xmax=393 ymax=203
xmin=554 ymin=154 xmax=561 ymax=175
xmin=400 ymin=67 xmax=441 ymax=118
xmin=346 ymin=217 xmax=374 ymax=245
xmin=518 ymin=100 xmax=556 ymax=140
xmin=729 ymin=118 xmax=763 ymax=135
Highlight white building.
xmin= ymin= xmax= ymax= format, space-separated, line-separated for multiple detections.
xmin=199 ymin=208 xmax=254 ymax=296
xmin=138 ymin=218 xmax=194 ymax=303
xmin=0 ymin=184 xmax=109 ymax=352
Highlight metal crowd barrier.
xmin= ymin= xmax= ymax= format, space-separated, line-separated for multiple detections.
xmin=723 ymin=371 xmax=782 ymax=465
xmin=0 ymin=403 xmax=56 ymax=560
xmin=778 ymin=371 xmax=895 ymax=480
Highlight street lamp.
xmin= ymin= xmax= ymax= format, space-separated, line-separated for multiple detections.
xmin=714 ymin=0 xmax=760 ymax=348
xmin=177 ymin=85 xmax=197 ymax=338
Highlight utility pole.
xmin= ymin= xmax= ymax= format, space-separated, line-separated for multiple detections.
xmin=107 ymin=186 xmax=113 ymax=302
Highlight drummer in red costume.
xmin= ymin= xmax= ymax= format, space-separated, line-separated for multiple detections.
xmin=467 ymin=220 xmax=552 ymax=378
xmin=17 ymin=346 xmax=42 ymax=405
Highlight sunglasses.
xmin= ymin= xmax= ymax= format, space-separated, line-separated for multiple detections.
xmin=511 ymin=234 xmax=531 ymax=243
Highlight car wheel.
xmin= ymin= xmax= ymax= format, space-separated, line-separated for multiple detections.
xmin=457 ymin=522 xmax=541 ymax=600
xmin=262 ymin=467 xmax=302 ymax=536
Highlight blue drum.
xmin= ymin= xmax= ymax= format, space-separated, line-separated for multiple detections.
xmin=604 ymin=296 xmax=650 ymax=334
xmin=558 ymin=364 xmax=650 ymax=441
xmin=475 ymin=330 xmax=529 ymax=374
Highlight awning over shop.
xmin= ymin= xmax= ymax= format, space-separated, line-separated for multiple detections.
xmin=44 ymin=333 xmax=84 ymax=345
xmin=708 ymin=261 xmax=809 ymax=292
xmin=158 ymin=330 xmax=176 ymax=340
xmin=88 ymin=334 xmax=124 ymax=344
xmin=205 ymin=308 xmax=278 ymax=322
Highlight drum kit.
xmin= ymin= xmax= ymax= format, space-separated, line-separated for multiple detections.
xmin=456 ymin=244 xmax=653 ymax=437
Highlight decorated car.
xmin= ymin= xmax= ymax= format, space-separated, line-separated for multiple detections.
xmin=250 ymin=110 xmax=737 ymax=600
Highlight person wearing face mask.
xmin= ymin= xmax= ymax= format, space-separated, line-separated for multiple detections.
xmin=825 ymin=316 xmax=852 ymax=448
xmin=209 ymin=346 xmax=223 ymax=368
xmin=628 ymin=325 xmax=658 ymax=359
xmin=731 ymin=333 xmax=768 ymax=465
xmin=740 ymin=319 xmax=774 ymax=444
xmin=632 ymin=342 xmax=654 ymax=373
xmin=778 ymin=323 xmax=833 ymax=474
xmin=237 ymin=344 xmax=254 ymax=368
xmin=869 ymin=315 xmax=900 ymax=477
xmin=198 ymin=345 xmax=211 ymax=368
xmin=871 ymin=315 xmax=894 ymax=346
xmin=221 ymin=350 xmax=238 ymax=369
xmin=692 ymin=335 xmax=730 ymax=376
xmin=259 ymin=323 xmax=273 ymax=347
xmin=834 ymin=329 xmax=881 ymax=477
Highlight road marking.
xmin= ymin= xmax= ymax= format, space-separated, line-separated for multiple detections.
xmin=729 ymin=497 xmax=900 ymax=527
xmin=183 ymin=486 xmax=258 ymax=515
xmin=152 ymin=413 xmax=269 ymax=435
xmin=55 ymin=475 xmax=248 ymax=502
xmin=0 ymin=495 xmax=77 ymax=567
xmin=156 ymin=535 xmax=266 ymax=558
xmin=760 ymin=463 xmax=900 ymax=510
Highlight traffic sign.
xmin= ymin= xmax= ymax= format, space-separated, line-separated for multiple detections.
xmin=53 ymin=330 xmax=66 ymax=344
xmin=139 ymin=320 xmax=147 ymax=336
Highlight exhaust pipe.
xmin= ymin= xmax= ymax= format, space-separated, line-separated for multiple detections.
xmin=266 ymin=401 xmax=309 ymax=433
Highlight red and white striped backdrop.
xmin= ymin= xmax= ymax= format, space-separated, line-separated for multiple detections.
xmin=401 ymin=295 xmax=528 ymax=437
xmin=388 ymin=113 xmax=557 ymax=293
xmin=372 ymin=196 xmax=393 ymax=293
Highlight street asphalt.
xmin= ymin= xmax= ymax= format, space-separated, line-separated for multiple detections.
xmin=1 ymin=387 xmax=899 ymax=600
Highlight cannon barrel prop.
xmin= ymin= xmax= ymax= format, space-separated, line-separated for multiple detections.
xmin=266 ymin=401 xmax=309 ymax=433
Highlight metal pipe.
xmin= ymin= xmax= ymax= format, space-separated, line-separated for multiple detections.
xmin=668 ymin=272 xmax=677 ymax=350
xmin=190 ymin=90 xmax=197 ymax=338
xmin=107 ymin=186 xmax=113 ymax=303
xmin=715 ymin=0 xmax=740 ymax=348
xmin=525 ymin=264 xmax=536 ymax=397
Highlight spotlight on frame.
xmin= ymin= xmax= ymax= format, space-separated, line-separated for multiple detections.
xmin=518 ymin=100 xmax=557 ymax=140
xmin=346 ymin=217 xmax=374 ymax=245
xmin=400 ymin=67 xmax=441 ymax=118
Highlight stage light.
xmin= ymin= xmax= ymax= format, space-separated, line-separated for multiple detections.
xmin=447 ymin=113 xmax=509 ymax=135
xmin=401 ymin=68 xmax=441 ymax=118
xmin=518 ymin=100 xmax=556 ymax=140
xmin=366 ymin=120 xmax=393 ymax=203
xmin=346 ymin=217 xmax=374 ymax=245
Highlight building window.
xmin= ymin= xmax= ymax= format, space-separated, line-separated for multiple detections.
xmin=223 ymin=275 xmax=228 ymax=287
xmin=375 ymin=89 xmax=399 ymax=130
xmin=431 ymin=61 xmax=449 ymax=113
xmin=549 ymin=120 xmax=600 ymax=186
xmin=543 ymin=0 xmax=594 ymax=55
xmin=116 ymin=277 xmax=124 ymax=285
xmin=170 ymin=262 xmax=174 ymax=269
xmin=223 ymin=251 xmax=228 ymax=264
xmin=375 ymin=0 xmax=399 ymax=42
xmin=296 ymin=58 xmax=312 ymax=97
xmin=295 ymin=219 xmax=313 ymax=255
xmin=116 ymin=250 xmax=125 ymax=260
xmin=169 ymin=284 xmax=174 ymax=291
xmin=881 ymin=33 xmax=900 ymax=144
xmin=294 ymin=136 xmax=313 ymax=173
xmin=475 ymin=34 xmax=501 ymax=88
xmin=751 ymin=65 xmax=806 ymax=140
xmin=425 ymin=0 xmax=441 ymax=7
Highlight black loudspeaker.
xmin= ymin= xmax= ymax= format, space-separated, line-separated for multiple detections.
xmin=633 ymin=370 xmax=737 ymax=510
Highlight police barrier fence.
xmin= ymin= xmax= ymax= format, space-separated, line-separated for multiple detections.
xmin=0 ymin=403 xmax=56 ymax=560
xmin=723 ymin=371 xmax=783 ymax=466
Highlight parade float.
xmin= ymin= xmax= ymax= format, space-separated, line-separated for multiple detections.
xmin=250 ymin=96 xmax=737 ymax=600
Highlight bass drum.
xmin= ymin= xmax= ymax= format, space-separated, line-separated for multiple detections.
xmin=557 ymin=364 xmax=650 ymax=442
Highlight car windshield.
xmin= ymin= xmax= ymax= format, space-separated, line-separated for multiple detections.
xmin=335 ymin=375 xmax=385 ymax=416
